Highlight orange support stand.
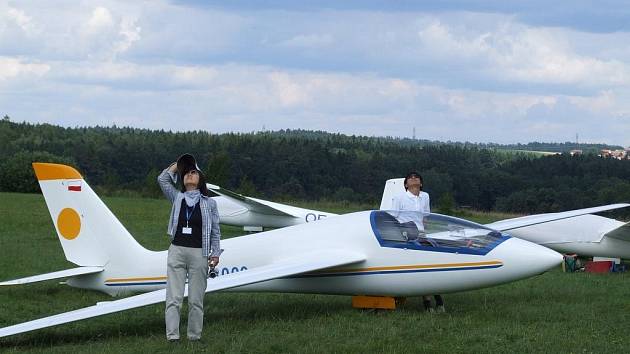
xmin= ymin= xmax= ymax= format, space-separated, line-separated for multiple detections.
xmin=352 ymin=296 xmax=406 ymax=310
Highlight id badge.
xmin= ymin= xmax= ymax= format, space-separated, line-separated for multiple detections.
xmin=182 ymin=227 xmax=192 ymax=235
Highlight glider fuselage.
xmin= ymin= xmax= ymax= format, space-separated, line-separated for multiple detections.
xmin=70 ymin=211 xmax=560 ymax=297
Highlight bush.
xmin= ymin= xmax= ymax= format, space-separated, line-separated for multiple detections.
xmin=0 ymin=151 xmax=76 ymax=193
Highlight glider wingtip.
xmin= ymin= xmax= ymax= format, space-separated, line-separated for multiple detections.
xmin=206 ymin=183 xmax=220 ymax=190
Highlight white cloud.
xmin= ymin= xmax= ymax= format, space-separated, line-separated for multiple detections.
xmin=429 ymin=86 xmax=552 ymax=119
xmin=0 ymin=3 xmax=144 ymax=61
xmin=268 ymin=71 xmax=311 ymax=107
xmin=569 ymin=91 xmax=616 ymax=113
xmin=170 ymin=65 xmax=219 ymax=86
xmin=279 ymin=33 xmax=334 ymax=48
xmin=115 ymin=17 xmax=141 ymax=54
xmin=494 ymin=29 xmax=629 ymax=86
xmin=84 ymin=7 xmax=115 ymax=35
xmin=416 ymin=18 xmax=630 ymax=88
xmin=78 ymin=6 xmax=141 ymax=60
xmin=418 ymin=20 xmax=492 ymax=59
xmin=0 ymin=57 xmax=49 ymax=81
xmin=6 ymin=7 xmax=37 ymax=35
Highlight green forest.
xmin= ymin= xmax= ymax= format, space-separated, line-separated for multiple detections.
xmin=1 ymin=118 xmax=629 ymax=213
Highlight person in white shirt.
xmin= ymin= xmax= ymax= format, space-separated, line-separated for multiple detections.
xmin=392 ymin=171 xmax=445 ymax=313
xmin=392 ymin=172 xmax=430 ymax=230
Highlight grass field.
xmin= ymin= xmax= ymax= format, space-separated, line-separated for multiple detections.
xmin=1 ymin=192 xmax=629 ymax=353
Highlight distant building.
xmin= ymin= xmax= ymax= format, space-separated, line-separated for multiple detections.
xmin=599 ymin=148 xmax=628 ymax=160
xmin=569 ymin=149 xmax=582 ymax=156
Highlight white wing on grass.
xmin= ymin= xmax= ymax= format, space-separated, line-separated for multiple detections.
xmin=0 ymin=250 xmax=365 ymax=338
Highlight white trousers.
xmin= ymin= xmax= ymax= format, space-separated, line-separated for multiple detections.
xmin=165 ymin=244 xmax=208 ymax=340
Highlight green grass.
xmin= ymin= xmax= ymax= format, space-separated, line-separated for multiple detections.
xmin=1 ymin=192 xmax=630 ymax=353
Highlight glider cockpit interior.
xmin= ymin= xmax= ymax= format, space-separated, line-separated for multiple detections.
xmin=371 ymin=211 xmax=509 ymax=255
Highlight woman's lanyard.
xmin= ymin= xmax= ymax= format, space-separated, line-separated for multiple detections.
xmin=182 ymin=203 xmax=196 ymax=235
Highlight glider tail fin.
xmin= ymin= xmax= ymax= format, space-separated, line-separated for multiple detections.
xmin=379 ymin=178 xmax=405 ymax=210
xmin=32 ymin=163 xmax=150 ymax=267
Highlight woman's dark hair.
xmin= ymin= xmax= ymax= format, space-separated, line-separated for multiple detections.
xmin=179 ymin=170 xmax=209 ymax=196
xmin=403 ymin=171 xmax=423 ymax=191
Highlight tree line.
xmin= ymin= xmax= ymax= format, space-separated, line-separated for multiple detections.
xmin=1 ymin=119 xmax=629 ymax=214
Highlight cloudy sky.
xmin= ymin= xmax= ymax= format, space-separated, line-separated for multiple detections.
xmin=2 ymin=1 xmax=630 ymax=145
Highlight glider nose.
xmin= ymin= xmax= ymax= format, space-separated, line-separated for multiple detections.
xmin=494 ymin=237 xmax=563 ymax=277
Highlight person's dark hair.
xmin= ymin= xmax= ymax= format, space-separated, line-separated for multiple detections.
xmin=179 ymin=169 xmax=209 ymax=196
xmin=403 ymin=171 xmax=423 ymax=191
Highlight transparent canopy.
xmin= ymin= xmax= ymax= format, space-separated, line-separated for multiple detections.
xmin=370 ymin=210 xmax=508 ymax=255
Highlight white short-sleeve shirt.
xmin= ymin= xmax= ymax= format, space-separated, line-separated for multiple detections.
xmin=392 ymin=190 xmax=430 ymax=230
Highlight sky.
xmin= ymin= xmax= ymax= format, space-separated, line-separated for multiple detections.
xmin=1 ymin=0 xmax=630 ymax=146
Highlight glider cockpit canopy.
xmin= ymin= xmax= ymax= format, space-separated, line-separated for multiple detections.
xmin=371 ymin=211 xmax=509 ymax=255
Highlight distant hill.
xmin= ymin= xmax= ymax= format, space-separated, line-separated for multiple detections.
xmin=259 ymin=129 xmax=624 ymax=153
xmin=2 ymin=119 xmax=629 ymax=214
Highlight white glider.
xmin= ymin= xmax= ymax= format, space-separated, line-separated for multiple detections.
xmin=5 ymin=163 xmax=618 ymax=339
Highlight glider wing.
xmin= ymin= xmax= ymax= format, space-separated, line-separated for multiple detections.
xmin=0 ymin=267 xmax=104 ymax=286
xmin=207 ymin=184 xmax=298 ymax=217
xmin=602 ymin=221 xmax=630 ymax=241
xmin=0 ymin=250 xmax=365 ymax=338
xmin=486 ymin=203 xmax=630 ymax=232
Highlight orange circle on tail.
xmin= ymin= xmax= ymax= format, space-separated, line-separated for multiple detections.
xmin=57 ymin=208 xmax=81 ymax=240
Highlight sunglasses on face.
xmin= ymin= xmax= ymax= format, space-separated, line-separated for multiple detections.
xmin=185 ymin=170 xmax=199 ymax=176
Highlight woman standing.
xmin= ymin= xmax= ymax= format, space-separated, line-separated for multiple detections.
xmin=158 ymin=154 xmax=221 ymax=342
